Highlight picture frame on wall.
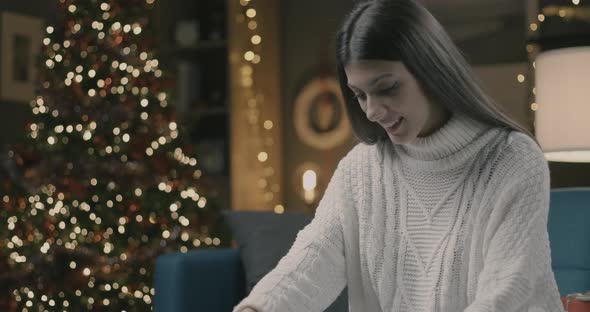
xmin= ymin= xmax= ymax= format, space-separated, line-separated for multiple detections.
xmin=0 ymin=12 xmax=44 ymax=103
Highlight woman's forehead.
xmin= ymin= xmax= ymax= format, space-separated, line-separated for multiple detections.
xmin=345 ymin=61 xmax=407 ymax=86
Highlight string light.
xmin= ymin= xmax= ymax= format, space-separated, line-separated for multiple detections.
xmin=236 ymin=0 xmax=283 ymax=211
xmin=529 ymin=23 xmax=538 ymax=31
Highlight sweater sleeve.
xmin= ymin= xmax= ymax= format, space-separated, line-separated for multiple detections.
xmin=464 ymin=138 xmax=561 ymax=312
xmin=232 ymin=158 xmax=349 ymax=312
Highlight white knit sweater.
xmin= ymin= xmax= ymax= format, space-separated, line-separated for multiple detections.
xmin=233 ymin=113 xmax=564 ymax=312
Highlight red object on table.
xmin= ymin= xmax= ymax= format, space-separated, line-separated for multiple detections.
xmin=561 ymin=297 xmax=590 ymax=312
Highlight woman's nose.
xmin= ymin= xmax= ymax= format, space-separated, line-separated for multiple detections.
xmin=365 ymin=99 xmax=387 ymax=122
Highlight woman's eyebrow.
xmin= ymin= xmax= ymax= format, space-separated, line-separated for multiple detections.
xmin=347 ymin=73 xmax=395 ymax=90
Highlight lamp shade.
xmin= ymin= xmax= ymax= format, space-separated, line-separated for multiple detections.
xmin=535 ymin=46 xmax=590 ymax=163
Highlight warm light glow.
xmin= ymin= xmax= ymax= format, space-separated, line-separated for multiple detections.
xmin=264 ymin=120 xmax=273 ymax=129
xmin=257 ymin=152 xmax=268 ymax=162
xmin=251 ymin=35 xmax=262 ymax=45
xmin=244 ymin=51 xmax=255 ymax=61
xmin=246 ymin=8 xmax=257 ymax=18
xmin=535 ymin=46 xmax=590 ymax=162
xmin=252 ymin=55 xmax=261 ymax=64
xmin=302 ymin=170 xmax=317 ymax=191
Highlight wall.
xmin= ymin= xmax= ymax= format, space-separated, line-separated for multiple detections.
xmin=0 ymin=1 xmax=58 ymax=147
xmin=281 ymin=0 xmax=356 ymax=212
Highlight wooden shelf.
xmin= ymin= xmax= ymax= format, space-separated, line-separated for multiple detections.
xmin=152 ymin=0 xmax=231 ymax=209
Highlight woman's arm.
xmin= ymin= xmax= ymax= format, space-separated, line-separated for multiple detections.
xmin=232 ymin=159 xmax=349 ymax=312
xmin=464 ymin=145 xmax=561 ymax=312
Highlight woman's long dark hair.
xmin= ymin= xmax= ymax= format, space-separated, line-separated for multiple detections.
xmin=336 ymin=0 xmax=536 ymax=145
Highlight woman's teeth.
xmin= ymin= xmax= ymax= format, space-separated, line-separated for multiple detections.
xmin=391 ymin=117 xmax=402 ymax=127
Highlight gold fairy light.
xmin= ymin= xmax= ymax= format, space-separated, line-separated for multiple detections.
xmin=263 ymin=120 xmax=273 ymax=129
xmin=246 ymin=8 xmax=257 ymax=18
xmin=252 ymin=54 xmax=261 ymax=64
xmin=251 ymin=35 xmax=262 ymax=44
xmin=244 ymin=51 xmax=255 ymax=61
xmin=257 ymin=152 xmax=268 ymax=162
xmin=236 ymin=0 xmax=281 ymax=208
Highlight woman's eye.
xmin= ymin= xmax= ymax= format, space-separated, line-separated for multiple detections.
xmin=379 ymin=83 xmax=399 ymax=95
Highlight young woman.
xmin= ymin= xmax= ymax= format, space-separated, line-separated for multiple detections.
xmin=234 ymin=0 xmax=563 ymax=311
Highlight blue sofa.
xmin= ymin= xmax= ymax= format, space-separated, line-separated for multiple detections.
xmin=155 ymin=248 xmax=246 ymax=312
xmin=154 ymin=188 xmax=590 ymax=311
xmin=547 ymin=188 xmax=590 ymax=296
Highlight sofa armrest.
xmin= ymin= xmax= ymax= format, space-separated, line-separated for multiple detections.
xmin=154 ymin=248 xmax=246 ymax=312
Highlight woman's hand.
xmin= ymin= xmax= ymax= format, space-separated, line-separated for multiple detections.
xmin=241 ymin=308 xmax=258 ymax=312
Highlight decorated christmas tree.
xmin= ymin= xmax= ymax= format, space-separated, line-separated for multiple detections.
xmin=0 ymin=0 xmax=229 ymax=310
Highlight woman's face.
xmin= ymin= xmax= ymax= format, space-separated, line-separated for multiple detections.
xmin=345 ymin=60 xmax=449 ymax=145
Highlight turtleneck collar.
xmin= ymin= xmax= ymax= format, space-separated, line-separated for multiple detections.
xmin=394 ymin=111 xmax=492 ymax=161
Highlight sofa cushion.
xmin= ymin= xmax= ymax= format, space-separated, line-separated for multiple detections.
xmin=222 ymin=210 xmax=312 ymax=293
xmin=222 ymin=210 xmax=348 ymax=311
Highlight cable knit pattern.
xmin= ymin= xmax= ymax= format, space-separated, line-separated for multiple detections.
xmin=233 ymin=113 xmax=564 ymax=312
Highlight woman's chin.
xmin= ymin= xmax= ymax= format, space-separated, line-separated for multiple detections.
xmin=388 ymin=134 xmax=410 ymax=145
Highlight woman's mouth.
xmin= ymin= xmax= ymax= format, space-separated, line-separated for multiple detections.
xmin=386 ymin=117 xmax=404 ymax=135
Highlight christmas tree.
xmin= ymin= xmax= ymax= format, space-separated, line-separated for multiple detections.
xmin=0 ymin=0 xmax=229 ymax=310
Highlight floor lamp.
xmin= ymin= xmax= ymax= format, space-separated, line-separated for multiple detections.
xmin=535 ymin=46 xmax=590 ymax=163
